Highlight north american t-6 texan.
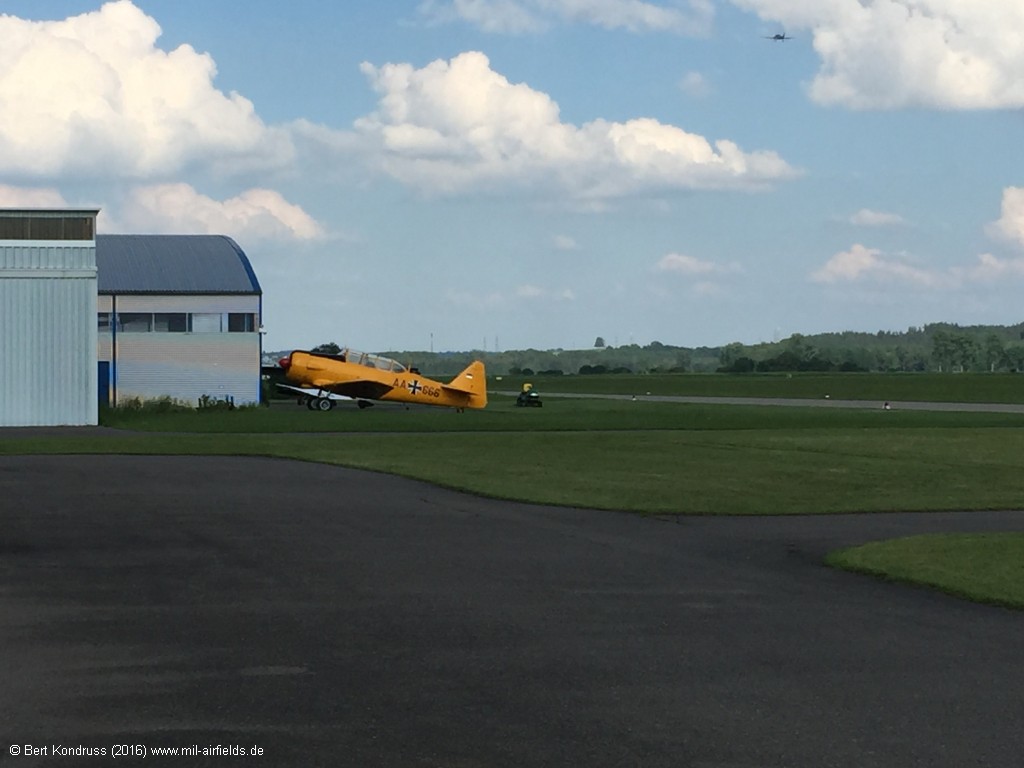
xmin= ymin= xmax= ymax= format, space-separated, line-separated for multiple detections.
xmin=278 ymin=348 xmax=487 ymax=412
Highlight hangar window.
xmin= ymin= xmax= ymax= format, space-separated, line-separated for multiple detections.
xmin=63 ymin=217 xmax=95 ymax=239
xmin=119 ymin=313 xmax=153 ymax=333
xmin=29 ymin=218 xmax=65 ymax=239
xmin=189 ymin=313 xmax=222 ymax=333
xmin=154 ymin=313 xmax=187 ymax=333
xmin=228 ymin=313 xmax=256 ymax=332
xmin=0 ymin=218 xmax=30 ymax=239
xmin=100 ymin=312 xmax=255 ymax=333
xmin=0 ymin=215 xmax=94 ymax=240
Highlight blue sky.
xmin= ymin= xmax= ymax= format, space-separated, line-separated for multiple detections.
xmin=2 ymin=1 xmax=1022 ymax=352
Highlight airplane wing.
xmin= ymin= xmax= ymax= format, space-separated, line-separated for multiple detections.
xmin=311 ymin=379 xmax=395 ymax=401
xmin=276 ymin=383 xmax=357 ymax=402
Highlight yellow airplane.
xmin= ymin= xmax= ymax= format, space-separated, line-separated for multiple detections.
xmin=278 ymin=348 xmax=487 ymax=412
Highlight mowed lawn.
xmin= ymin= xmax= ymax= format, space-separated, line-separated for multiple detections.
xmin=11 ymin=396 xmax=1024 ymax=515
xmin=495 ymin=371 xmax=1024 ymax=403
xmin=828 ymin=534 xmax=1024 ymax=610
xmin=4 ymin=393 xmax=1024 ymax=608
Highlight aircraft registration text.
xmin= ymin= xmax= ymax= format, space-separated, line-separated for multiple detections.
xmin=397 ymin=379 xmax=441 ymax=398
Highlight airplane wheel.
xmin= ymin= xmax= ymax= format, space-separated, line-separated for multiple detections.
xmin=305 ymin=398 xmax=316 ymax=410
xmin=316 ymin=397 xmax=334 ymax=412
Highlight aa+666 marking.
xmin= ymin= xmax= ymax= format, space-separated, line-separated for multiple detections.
xmin=399 ymin=379 xmax=440 ymax=398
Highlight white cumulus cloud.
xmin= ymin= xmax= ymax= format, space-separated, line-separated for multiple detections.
xmin=445 ymin=287 xmax=509 ymax=309
xmin=419 ymin=0 xmax=714 ymax=34
xmin=516 ymin=284 xmax=546 ymax=298
xmin=987 ymin=187 xmax=1024 ymax=248
xmin=656 ymin=252 xmax=741 ymax=275
xmin=732 ymin=0 xmax=1024 ymax=109
xmin=0 ymin=1 xmax=293 ymax=179
xmin=355 ymin=51 xmax=797 ymax=199
xmin=849 ymin=208 xmax=905 ymax=227
xmin=811 ymin=243 xmax=945 ymax=287
xmin=679 ymin=71 xmax=711 ymax=98
xmin=516 ymin=283 xmax=576 ymax=300
xmin=953 ymin=253 xmax=1024 ymax=283
xmin=0 ymin=184 xmax=70 ymax=208
xmin=117 ymin=184 xmax=324 ymax=242
xmin=418 ymin=0 xmax=545 ymax=33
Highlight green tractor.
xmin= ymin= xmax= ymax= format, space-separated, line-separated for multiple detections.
xmin=515 ymin=382 xmax=543 ymax=407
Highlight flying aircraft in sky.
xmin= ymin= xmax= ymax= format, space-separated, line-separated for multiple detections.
xmin=763 ymin=33 xmax=793 ymax=41
xmin=278 ymin=348 xmax=487 ymax=412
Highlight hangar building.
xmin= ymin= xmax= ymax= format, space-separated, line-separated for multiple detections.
xmin=97 ymin=234 xmax=263 ymax=407
xmin=0 ymin=209 xmax=99 ymax=427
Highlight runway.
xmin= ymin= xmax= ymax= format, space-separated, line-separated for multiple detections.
xmin=494 ymin=390 xmax=1024 ymax=413
xmin=2 ymin=455 xmax=1022 ymax=767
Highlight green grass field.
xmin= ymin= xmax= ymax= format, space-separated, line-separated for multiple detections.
xmin=4 ymin=383 xmax=1023 ymax=609
xmin=495 ymin=371 xmax=1024 ymax=403
xmin=827 ymin=534 xmax=1024 ymax=610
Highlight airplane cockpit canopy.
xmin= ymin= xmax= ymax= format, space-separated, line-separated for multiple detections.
xmin=343 ymin=348 xmax=406 ymax=374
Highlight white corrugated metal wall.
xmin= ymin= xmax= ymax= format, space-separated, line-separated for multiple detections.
xmin=98 ymin=295 xmax=261 ymax=406
xmin=0 ymin=243 xmax=98 ymax=426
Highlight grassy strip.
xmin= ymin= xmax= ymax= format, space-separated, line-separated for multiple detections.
xmin=826 ymin=534 xmax=1024 ymax=610
xmin=99 ymin=396 xmax=1024 ymax=433
xmin=496 ymin=372 xmax=1024 ymax=403
xmin=6 ymin=424 xmax=1024 ymax=515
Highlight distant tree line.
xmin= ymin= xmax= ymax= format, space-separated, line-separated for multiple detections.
xmin=280 ymin=322 xmax=1024 ymax=377
xmin=719 ymin=325 xmax=1024 ymax=374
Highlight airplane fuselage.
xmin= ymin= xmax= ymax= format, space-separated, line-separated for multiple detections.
xmin=384 ymin=374 xmax=460 ymax=407
xmin=280 ymin=350 xmax=487 ymax=410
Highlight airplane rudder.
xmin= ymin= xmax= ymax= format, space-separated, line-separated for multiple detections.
xmin=452 ymin=360 xmax=485 ymax=385
xmin=450 ymin=360 xmax=488 ymax=406
xmin=470 ymin=360 xmax=488 ymax=408
xmin=471 ymin=361 xmax=488 ymax=392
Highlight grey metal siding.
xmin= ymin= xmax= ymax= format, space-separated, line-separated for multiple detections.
xmin=0 ymin=245 xmax=97 ymax=426
xmin=112 ymin=333 xmax=260 ymax=406
xmin=115 ymin=295 xmax=259 ymax=313
xmin=0 ymin=243 xmax=97 ymax=270
xmin=97 ymin=294 xmax=262 ymax=406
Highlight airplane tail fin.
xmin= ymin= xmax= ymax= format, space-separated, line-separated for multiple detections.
xmin=446 ymin=360 xmax=488 ymax=409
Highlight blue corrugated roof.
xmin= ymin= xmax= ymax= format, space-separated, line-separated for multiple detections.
xmin=96 ymin=235 xmax=261 ymax=295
